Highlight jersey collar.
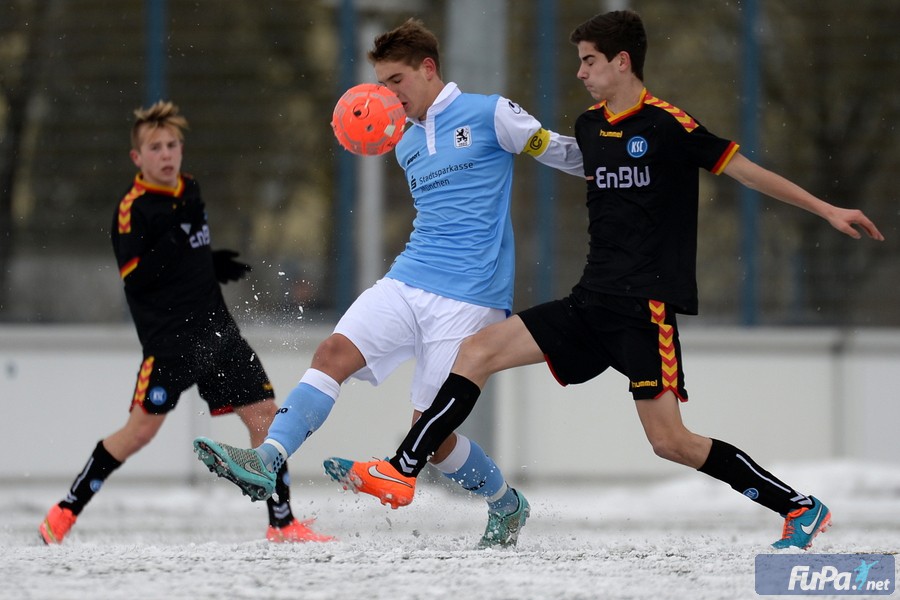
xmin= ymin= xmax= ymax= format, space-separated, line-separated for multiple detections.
xmin=134 ymin=173 xmax=185 ymax=197
xmin=591 ymin=88 xmax=649 ymax=125
xmin=414 ymin=82 xmax=462 ymax=155
xmin=408 ymin=81 xmax=461 ymax=129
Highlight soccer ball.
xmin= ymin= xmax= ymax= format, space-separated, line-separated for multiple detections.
xmin=331 ymin=83 xmax=406 ymax=156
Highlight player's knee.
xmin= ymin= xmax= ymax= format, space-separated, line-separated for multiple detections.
xmin=647 ymin=435 xmax=689 ymax=465
xmin=456 ymin=335 xmax=496 ymax=376
xmin=310 ymin=334 xmax=362 ymax=378
xmin=312 ymin=335 xmax=342 ymax=363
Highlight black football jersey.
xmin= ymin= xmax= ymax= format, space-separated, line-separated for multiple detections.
xmin=573 ymin=89 xmax=739 ymax=314
xmin=111 ymin=174 xmax=227 ymax=350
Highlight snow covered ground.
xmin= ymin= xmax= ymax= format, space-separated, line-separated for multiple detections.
xmin=3 ymin=461 xmax=898 ymax=600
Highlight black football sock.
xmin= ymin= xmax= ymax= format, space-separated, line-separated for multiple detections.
xmin=59 ymin=440 xmax=123 ymax=516
xmin=698 ymin=438 xmax=812 ymax=516
xmin=266 ymin=461 xmax=294 ymax=528
xmin=388 ymin=373 xmax=481 ymax=477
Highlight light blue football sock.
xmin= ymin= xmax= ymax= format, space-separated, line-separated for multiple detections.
xmin=435 ymin=434 xmax=519 ymax=515
xmin=256 ymin=443 xmax=283 ymax=472
xmin=259 ymin=370 xmax=338 ymax=470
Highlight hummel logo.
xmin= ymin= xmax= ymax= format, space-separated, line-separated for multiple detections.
xmin=800 ymin=505 xmax=823 ymax=536
xmin=272 ymin=503 xmax=291 ymax=519
xmin=367 ymin=465 xmax=413 ymax=488
xmin=399 ymin=451 xmax=418 ymax=474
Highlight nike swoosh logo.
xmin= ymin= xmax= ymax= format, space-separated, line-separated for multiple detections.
xmin=800 ymin=505 xmax=824 ymax=535
xmin=243 ymin=463 xmax=267 ymax=477
xmin=368 ymin=465 xmax=413 ymax=488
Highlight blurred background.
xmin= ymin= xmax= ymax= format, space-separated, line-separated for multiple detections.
xmin=1 ymin=0 xmax=898 ymax=328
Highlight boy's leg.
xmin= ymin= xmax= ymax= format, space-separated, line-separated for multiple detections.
xmin=194 ymin=368 xmax=338 ymax=501
xmin=699 ymin=437 xmax=831 ymax=549
xmin=432 ymin=433 xmax=530 ymax=548
xmin=39 ymin=439 xmax=123 ymax=545
xmin=43 ymin=352 xmax=190 ymax=543
xmin=325 ymin=314 xmax=546 ymax=507
xmin=40 ymin=394 xmax=168 ymax=545
xmin=59 ymin=440 xmax=125 ymax=515
xmin=262 ymin=368 xmax=340 ymax=464
xmin=235 ymin=400 xmax=293 ymax=528
xmin=391 ymin=373 xmax=483 ymax=477
xmin=636 ymin=392 xmax=815 ymax=515
xmin=263 ymin=460 xmax=334 ymax=543
xmin=196 ymin=328 xmax=365 ymax=503
xmin=636 ymin=393 xmax=830 ymax=548
xmin=388 ymin=315 xmax=545 ymax=477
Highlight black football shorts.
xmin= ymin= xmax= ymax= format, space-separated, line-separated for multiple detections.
xmin=517 ymin=287 xmax=688 ymax=401
xmin=130 ymin=327 xmax=274 ymax=415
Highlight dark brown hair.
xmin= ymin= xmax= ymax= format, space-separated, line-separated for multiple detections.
xmin=570 ymin=10 xmax=647 ymax=81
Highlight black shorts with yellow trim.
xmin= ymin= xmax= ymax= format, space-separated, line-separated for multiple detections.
xmin=130 ymin=327 xmax=274 ymax=415
xmin=517 ymin=286 xmax=688 ymax=401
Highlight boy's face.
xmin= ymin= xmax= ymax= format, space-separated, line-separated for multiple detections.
xmin=130 ymin=124 xmax=183 ymax=188
xmin=576 ymin=41 xmax=621 ymax=102
xmin=374 ymin=58 xmax=438 ymax=122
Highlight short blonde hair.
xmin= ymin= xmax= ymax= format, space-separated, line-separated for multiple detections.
xmin=130 ymin=100 xmax=189 ymax=150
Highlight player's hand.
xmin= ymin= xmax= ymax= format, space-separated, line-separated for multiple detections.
xmin=826 ymin=207 xmax=884 ymax=241
xmin=212 ymin=249 xmax=251 ymax=283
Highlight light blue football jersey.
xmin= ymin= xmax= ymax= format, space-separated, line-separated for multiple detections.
xmin=386 ymin=83 xmax=573 ymax=312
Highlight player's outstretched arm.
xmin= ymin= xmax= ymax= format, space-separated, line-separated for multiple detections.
xmin=723 ymin=152 xmax=884 ymax=241
xmin=527 ymin=129 xmax=584 ymax=177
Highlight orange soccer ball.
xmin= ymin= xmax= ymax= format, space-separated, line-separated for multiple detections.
xmin=331 ymin=83 xmax=406 ymax=156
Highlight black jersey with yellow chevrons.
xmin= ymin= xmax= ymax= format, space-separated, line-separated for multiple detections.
xmin=573 ymin=89 xmax=739 ymax=315
xmin=111 ymin=174 xmax=228 ymax=351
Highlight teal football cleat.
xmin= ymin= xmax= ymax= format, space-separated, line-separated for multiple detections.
xmin=193 ymin=436 xmax=276 ymax=502
xmin=478 ymin=489 xmax=530 ymax=549
xmin=772 ymin=496 xmax=832 ymax=549
xmin=322 ymin=456 xmax=355 ymax=487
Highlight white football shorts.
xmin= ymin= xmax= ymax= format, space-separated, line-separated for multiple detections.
xmin=333 ymin=277 xmax=506 ymax=411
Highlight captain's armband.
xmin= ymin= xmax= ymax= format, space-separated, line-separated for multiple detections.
xmin=522 ymin=128 xmax=551 ymax=157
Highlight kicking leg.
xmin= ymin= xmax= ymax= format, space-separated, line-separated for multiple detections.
xmin=235 ymin=399 xmax=334 ymax=542
xmin=195 ymin=334 xmax=360 ymax=501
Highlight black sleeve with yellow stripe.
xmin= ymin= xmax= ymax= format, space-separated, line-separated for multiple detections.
xmin=111 ymin=183 xmax=190 ymax=292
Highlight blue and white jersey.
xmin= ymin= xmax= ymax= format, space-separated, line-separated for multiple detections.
xmin=386 ymin=83 xmax=581 ymax=312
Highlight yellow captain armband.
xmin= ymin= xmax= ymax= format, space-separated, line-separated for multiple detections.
xmin=522 ymin=128 xmax=551 ymax=157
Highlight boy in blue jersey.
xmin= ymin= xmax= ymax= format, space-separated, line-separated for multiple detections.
xmin=329 ymin=10 xmax=884 ymax=550
xmin=193 ymin=18 xmax=582 ymax=547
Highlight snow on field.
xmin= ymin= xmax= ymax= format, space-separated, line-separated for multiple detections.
xmin=2 ymin=461 xmax=898 ymax=600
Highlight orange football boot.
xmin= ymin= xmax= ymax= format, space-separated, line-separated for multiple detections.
xmin=266 ymin=517 xmax=334 ymax=543
xmin=39 ymin=505 xmax=77 ymax=545
xmin=324 ymin=457 xmax=415 ymax=509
